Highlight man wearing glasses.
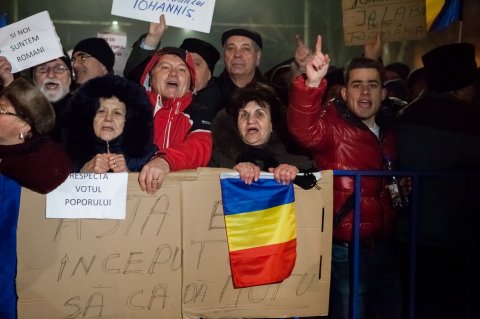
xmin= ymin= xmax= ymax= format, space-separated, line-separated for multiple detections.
xmin=31 ymin=52 xmax=73 ymax=142
xmin=71 ymin=37 xmax=115 ymax=87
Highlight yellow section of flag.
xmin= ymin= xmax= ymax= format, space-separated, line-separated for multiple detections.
xmin=224 ymin=202 xmax=296 ymax=251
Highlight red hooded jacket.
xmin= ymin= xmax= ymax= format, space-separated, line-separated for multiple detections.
xmin=139 ymin=49 xmax=213 ymax=171
xmin=288 ymin=76 xmax=397 ymax=242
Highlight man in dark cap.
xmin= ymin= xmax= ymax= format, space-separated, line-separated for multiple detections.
xmin=71 ymin=37 xmax=115 ymax=86
xmin=217 ymin=28 xmax=265 ymax=106
xmin=396 ymin=42 xmax=480 ymax=317
xmin=31 ymin=51 xmax=74 ymax=142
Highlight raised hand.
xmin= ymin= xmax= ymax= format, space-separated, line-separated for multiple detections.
xmin=144 ymin=14 xmax=168 ymax=48
xmin=294 ymin=34 xmax=312 ymax=71
xmin=304 ymin=35 xmax=330 ymax=88
xmin=363 ymin=32 xmax=383 ymax=60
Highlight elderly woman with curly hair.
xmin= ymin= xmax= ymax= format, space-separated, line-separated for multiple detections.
xmin=210 ymin=82 xmax=315 ymax=185
xmin=63 ymin=75 xmax=157 ymax=173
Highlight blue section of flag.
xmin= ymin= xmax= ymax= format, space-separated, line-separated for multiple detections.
xmin=220 ymin=177 xmax=294 ymax=215
xmin=430 ymin=0 xmax=463 ymax=31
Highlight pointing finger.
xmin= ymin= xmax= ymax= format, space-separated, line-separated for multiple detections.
xmin=315 ymin=35 xmax=322 ymax=54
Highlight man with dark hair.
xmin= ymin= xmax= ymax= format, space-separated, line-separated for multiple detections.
xmin=288 ymin=35 xmax=401 ymax=319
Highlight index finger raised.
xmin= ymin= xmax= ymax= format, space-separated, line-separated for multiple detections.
xmin=315 ymin=35 xmax=322 ymax=54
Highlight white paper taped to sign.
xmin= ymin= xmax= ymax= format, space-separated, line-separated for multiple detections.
xmin=46 ymin=172 xmax=128 ymax=219
xmin=111 ymin=0 xmax=216 ymax=33
xmin=0 ymin=11 xmax=63 ymax=73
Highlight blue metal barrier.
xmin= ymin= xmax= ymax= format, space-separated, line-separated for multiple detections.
xmin=332 ymin=170 xmax=476 ymax=319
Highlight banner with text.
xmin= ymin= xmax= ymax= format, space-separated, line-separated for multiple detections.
xmin=342 ymin=0 xmax=426 ymax=46
xmin=46 ymin=173 xmax=128 ymax=219
xmin=111 ymin=0 xmax=216 ymax=33
xmin=0 ymin=11 xmax=63 ymax=72
xmin=17 ymin=169 xmax=333 ymax=318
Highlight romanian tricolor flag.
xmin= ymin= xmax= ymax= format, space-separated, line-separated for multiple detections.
xmin=220 ymin=173 xmax=297 ymax=288
xmin=426 ymin=0 xmax=463 ymax=31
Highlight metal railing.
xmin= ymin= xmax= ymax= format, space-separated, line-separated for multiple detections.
xmin=332 ymin=170 xmax=477 ymax=319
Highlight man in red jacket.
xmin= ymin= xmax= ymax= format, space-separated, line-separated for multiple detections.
xmin=288 ymin=36 xmax=401 ymax=319
xmin=138 ymin=47 xmax=214 ymax=194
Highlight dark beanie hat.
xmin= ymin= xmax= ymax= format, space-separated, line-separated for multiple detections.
xmin=422 ymin=42 xmax=477 ymax=92
xmin=221 ymin=28 xmax=263 ymax=49
xmin=180 ymin=38 xmax=220 ymax=75
xmin=4 ymin=77 xmax=55 ymax=134
xmin=73 ymin=37 xmax=115 ymax=72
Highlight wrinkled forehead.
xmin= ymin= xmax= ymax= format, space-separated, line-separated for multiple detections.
xmin=224 ymin=35 xmax=257 ymax=48
xmin=156 ymin=53 xmax=187 ymax=67
xmin=37 ymin=58 xmax=68 ymax=68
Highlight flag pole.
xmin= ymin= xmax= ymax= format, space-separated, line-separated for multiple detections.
xmin=457 ymin=20 xmax=463 ymax=42
xmin=457 ymin=0 xmax=464 ymax=42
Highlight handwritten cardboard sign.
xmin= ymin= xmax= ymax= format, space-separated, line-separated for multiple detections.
xmin=341 ymin=0 xmax=426 ymax=46
xmin=111 ymin=0 xmax=216 ymax=33
xmin=46 ymin=173 xmax=128 ymax=219
xmin=0 ymin=11 xmax=63 ymax=73
xmin=16 ymin=169 xmax=333 ymax=318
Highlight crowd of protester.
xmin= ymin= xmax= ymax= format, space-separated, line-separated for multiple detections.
xmin=1 ymin=12 xmax=479 ymax=319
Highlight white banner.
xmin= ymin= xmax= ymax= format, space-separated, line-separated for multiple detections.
xmin=111 ymin=0 xmax=216 ymax=33
xmin=0 ymin=11 xmax=63 ymax=73
xmin=46 ymin=173 xmax=128 ymax=219
xmin=98 ymin=32 xmax=128 ymax=77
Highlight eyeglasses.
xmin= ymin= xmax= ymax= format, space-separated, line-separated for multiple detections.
xmin=0 ymin=99 xmax=27 ymax=121
xmin=71 ymin=55 xmax=93 ymax=65
xmin=0 ymin=107 xmax=22 ymax=118
xmin=35 ymin=65 xmax=69 ymax=74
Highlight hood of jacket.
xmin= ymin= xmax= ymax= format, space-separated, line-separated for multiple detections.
xmin=63 ymin=75 xmax=155 ymax=166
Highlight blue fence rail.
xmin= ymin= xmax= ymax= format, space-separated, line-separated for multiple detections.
xmin=331 ymin=170 xmax=477 ymax=319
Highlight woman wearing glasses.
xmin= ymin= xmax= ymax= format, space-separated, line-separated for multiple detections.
xmin=0 ymin=77 xmax=72 ymax=193
xmin=0 ymin=78 xmax=72 ymax=319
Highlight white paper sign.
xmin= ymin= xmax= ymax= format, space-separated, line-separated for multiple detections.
xmin=0 ymin=11 xmax=63 ymax=73
xmin=111 ymin=0 xmax=216 ymax=33
xmin=46 ymin=173 xmax=128 ymax=219
xmin=98 ymin=32 xmax=128 ymax=76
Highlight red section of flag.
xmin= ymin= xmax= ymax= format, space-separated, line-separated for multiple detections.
xmin=228 ymin=238 xmax=297 ymax=288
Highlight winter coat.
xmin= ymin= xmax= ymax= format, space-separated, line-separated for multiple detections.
xmin=396 ymin=90 xmax=480 ymax=247
xmin=63 ymin=75 xmax=157 ymax=172
xmin=288 ymin=75 xmax=397 ymax=243
xmin=216 ymin=67 xmax=265 ymax=108
xmin=0 ymin=136 xmax=72 ymax=194
xmin=140 ymin=53 xmax=213 ymax=171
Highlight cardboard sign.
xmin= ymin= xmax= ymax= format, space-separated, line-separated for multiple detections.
xmin=341 ymin=0 xmax=426 ymax=46
xmin=0 ymin=11 xmax=63 ymax=72
xmin=46 ymin=173 xmax=128 ymax=219
xmin=17 ymin=169 xmax=333 ymax=318
xmin=111 ymin=0 xmax=216 ymax=33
